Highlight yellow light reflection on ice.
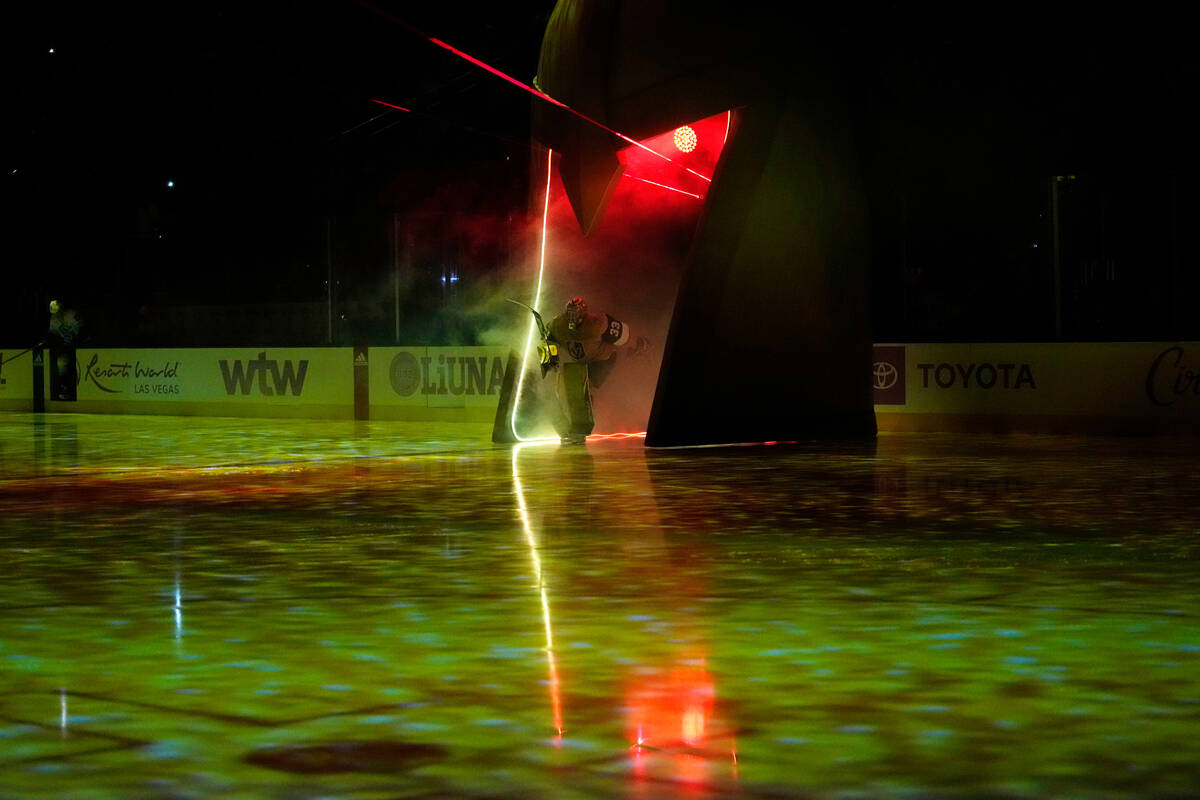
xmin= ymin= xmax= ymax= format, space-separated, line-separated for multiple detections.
xmin=512 ymin=442 xmax=564 ymax=736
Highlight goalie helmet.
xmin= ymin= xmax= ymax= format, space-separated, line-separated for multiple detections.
xmin=564 ymin=296 xmax=587 ymax=331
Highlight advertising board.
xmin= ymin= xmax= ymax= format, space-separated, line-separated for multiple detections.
xmin=873 ymin=342 xmax=1200 ymax=432
xmin=45 ymin=348 xmax=355 ymax=418
xmin=370 ymin=346 xmax=510 ymax=421
xmin=0 ymin=348 xmax=34 ymax=411
xmin=9 ymin=342 xmax=1200 ymax=433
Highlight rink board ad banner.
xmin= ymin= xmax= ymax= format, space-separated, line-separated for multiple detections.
xmin=370 ymin=346 xmax=509 ymax=419
xmin=872 ymin=342 xmax=1200 ymax=422
xmin=0 ymin=348 xmax=34 ymax=410
xmin=15 ymin=342 xmax=1200 ymax=428
xmin=51 ymin=348 xmax=355 ymax=417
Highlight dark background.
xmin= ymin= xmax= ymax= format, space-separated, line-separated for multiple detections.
xmin=3 ymin=2 xmax=1194 ymax=347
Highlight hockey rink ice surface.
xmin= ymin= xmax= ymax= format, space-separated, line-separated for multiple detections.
xmin=1 ymin=412 xmax=1198 ymax=799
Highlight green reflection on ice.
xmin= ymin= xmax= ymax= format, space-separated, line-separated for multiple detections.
xmin=0 ymin=415 xmax=1198 ymax=798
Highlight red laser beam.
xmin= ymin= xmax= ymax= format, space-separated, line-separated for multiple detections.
xmin=624 ymin=176 xmax=703 ymax=199
xmin=353 ymin=0 xmax=711 ymax=182
xmin=353 ymin=2 xmax=565 ymax=107
xmin=428 ymin=37 xmax=567 ymax=109
xmin=370 ymin=99 xmax=411 ymax=112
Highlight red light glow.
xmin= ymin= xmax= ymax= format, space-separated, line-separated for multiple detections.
xmin=625 ymin=666 xmax=715 ymax=750
xmin=617 ymin=111 xmax=730 ymax=202
xmin=548 ymin=649 xmax=565 ymax=737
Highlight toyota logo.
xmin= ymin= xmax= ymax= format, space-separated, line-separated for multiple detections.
xmin=873 ymin=361 xmax=898 ymax=390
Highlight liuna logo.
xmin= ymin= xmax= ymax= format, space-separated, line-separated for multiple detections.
xmin=219 ymin=352 xmax=308 ymax=396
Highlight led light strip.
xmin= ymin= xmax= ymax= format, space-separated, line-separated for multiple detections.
xmin=510 ymin=148 xmax=559 ymax=443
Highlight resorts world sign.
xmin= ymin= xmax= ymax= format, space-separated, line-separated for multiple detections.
xmin=81 ymin=353 xmax=182 ymax=395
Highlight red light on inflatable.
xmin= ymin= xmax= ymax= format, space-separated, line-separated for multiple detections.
xmin=618 ymin=113 xmax=725 ymax=201
xmin=624 ymin=176 xmax=703 ymax=199
xmin=674 ymin=125 xmax=697 ymax=153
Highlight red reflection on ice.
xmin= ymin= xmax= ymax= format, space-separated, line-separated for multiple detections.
xmin=626 ymin=665 xmax=716 ymax=750
xmin=626 ymin=663 xmax=736 ymax=797
xmin=586 ymin=432 xmax=647 ymax=441
xmin=548 ymin=649 xmax=565 ymax=739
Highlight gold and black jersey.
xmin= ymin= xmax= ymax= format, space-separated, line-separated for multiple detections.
xmin=548 ymin=311 xmax=630 ymax=364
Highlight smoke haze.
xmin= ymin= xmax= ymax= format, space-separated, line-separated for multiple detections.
xmin=381 ymin=115 xmax=725 ymax=435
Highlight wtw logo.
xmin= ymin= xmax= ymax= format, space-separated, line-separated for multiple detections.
xmin=219 ymin=352 xmax=308 ymax=396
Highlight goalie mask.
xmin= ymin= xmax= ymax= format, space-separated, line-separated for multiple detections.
xmin=564 ymin=297 xmax=587 ymax=331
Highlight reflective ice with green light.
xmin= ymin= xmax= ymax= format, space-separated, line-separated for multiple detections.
xmin=1 ymin=413 xmax=1198 ymax=798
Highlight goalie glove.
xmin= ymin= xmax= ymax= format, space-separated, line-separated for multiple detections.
xmin=538 ymin=342 xmax=559 ymax=367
